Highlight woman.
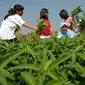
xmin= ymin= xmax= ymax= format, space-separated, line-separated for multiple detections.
xmin=0 ymin=4 xmax=36 ymax=40
xmin=57 ymin=22 xmax=78 ymax=38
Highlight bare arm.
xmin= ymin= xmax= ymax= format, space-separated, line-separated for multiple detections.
xmin=50 ymin=28 xmax=56 ymax=36
xmin=50 ymin=24 xmax=56 ymax=36
xmin=23 ymin=23 xmax=36 ymax=30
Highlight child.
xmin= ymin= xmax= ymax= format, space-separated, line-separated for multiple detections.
xmin=59 ymin=9 xmax=79 ymax=33
xmin=0 ymin=4 xmax=36 ymax=40
xmin=57 ymin=22 xmax=78 ymax=38
xmin=59 ymin=9 xmax=72 ymax=29
xmin=37 ymin=8 xmax=55 ymax=39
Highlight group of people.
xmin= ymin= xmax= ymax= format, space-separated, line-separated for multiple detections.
xmin=57 ymin=9 xmax=79 ymax=38
xmin=0 ymin=4 xmax=79 ymax=41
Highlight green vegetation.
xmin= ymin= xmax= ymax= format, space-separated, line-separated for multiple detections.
xmin=71 ymin=6 xmax=85 ymax=31
xmin=0 ymin=34 xmax=85 ymax=85
xmin=0 ymin=6 xmax=85 ymax=85
xmin=36 ymin=19 xmax=46 ymax=34
xmin=71 ymin=6 xmax=84 ymax=17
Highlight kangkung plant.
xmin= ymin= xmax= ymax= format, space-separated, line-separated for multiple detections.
xmin=78 ymin=15 xmax=85 ymax=31
xmin=36 ymin=19 xmax=46 ymax=34
xmin=71 ymin=6 xmax=84 ymax=17
xmin=0 ymin=34 xmax=85 ymax=85
xmin=71 ymin=6 xmax=85 ymax=31
xmin=1 ymin=6 xmax=85 ymax=85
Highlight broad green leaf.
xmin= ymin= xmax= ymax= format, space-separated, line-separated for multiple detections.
xmin=47 ymin=71 xmax=58 ymax=80
xmin=0 ymin=68 xmax=14 ymax=80
xmin=71 ymin=53 xmax=76 ymax=64
xmin=74 ymin=62 xmax=85 ymax=77
xmin=75 ymin=45 xmax=83 ymax=52
xmin=7 ymin=81 xmax=20 ymax=85
xmin=20 ymin=71 xmax=36 ymax=85
xmin=41 ymin=59 xmax=52 ymax=72
xmin=0 ymin=73 xmax=7 ymax=85
xmin=45 ymin=80 xmax=66 ymax=85
xmin=0 ymin=49 xmax=25 ymax=68
xmin=64 ymin=81 xmax=77 ymax=85
xmin=8 ymin=64 xmax=39 ymax=71
xmin=11 ymin=60 xmax=20 ymax=65
xmin=37 ymin=72 xmax=45 ymax=85
xmin=78 ymin=52 xmax=85 ymax=60
xmin=48 ymin=55 xmax=71 ymax=70
xmin=26 ymin=46 xmax=35 ymax=58
xmin=47 ymin=50 xmax=56 ymax=61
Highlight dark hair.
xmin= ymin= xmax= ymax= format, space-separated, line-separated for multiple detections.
xmin=59 ymin=9 xmax=69 ymax=20
xmin=4 ymin=4 xmax=24 ymax=20
xmin=13 ymin=4 xmax=24 ymax=13
xmin=61 ymin=24 xmax=68 ymax=28
xmin=40 ymin=8 xmax=49 ymax=20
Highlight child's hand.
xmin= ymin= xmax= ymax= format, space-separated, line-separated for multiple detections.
xmin=52 ymin=32 xmax=56 ymax=36
xmin=33 ymin=27 xmax=37 ymax=30
xmin=67 ymin=23 xmax=71 ymax=27
xmin=51 ymin=31 xmax=56 ymax=36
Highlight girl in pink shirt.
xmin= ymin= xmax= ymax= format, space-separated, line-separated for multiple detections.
xmin=59 ymin=9 xmax=72 ymax=29
xmin=59 ymin=9 xmax=79 ymax=33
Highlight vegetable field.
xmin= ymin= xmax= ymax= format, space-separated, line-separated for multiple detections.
xmin=0 ymin=6 xmax=85 ymax=85
xmin=0 ymin=33 xmax=85 ymax=85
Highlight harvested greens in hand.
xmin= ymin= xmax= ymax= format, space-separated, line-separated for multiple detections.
xmin=36 ymin=19 xmax=46 ymax=34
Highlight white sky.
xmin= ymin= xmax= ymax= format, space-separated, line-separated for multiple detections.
xmin=0 ymin=0 xmax=85 ymax=34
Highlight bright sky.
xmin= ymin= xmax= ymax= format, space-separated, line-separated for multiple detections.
xmin=0 ymin=0 xmax=85 ymax=34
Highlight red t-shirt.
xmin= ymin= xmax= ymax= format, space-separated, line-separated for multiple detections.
xmin=39 ymin=19 xmax=51 ymax=36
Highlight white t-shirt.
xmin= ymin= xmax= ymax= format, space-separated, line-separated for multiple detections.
xmin=0 ymin=14 xmax=25 ymax=40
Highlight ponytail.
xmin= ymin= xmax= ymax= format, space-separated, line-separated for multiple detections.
xmin=4 ymin=7 xmax=15 ymax=20
xmin=4 ymin=4 xmax=24 ymax=20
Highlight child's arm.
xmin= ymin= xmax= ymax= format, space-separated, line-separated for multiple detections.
xmin=67 ymin=17 xmax=73 ymax=29
xmin=50 ymin=23 xmax=56 ymax=36
xmin=50 ymin=26 xmax=56 ymax=36
xmin=23 ymin=22 xmax=36 ymax=30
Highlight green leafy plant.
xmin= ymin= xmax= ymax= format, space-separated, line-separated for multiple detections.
xmin=36 ymin=19 xmax=46 ymax=34
xmin=78 ymin=15 xmax=85 ymax=31
xmin=1 ymin=32 xmax=85 ymax=85
xmin=71 ymin=6 xmax=85 ymax=31
xmin=71 ymin=6 xmax=84 ymax=17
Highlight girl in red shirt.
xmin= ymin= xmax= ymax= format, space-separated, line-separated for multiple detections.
xmin=38 ymin=8 xmax=55 ymax=39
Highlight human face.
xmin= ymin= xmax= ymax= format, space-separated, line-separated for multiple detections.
xmin=45 ymin=12 xmax=48 ymax=18
xmin=16 ymin=10 xmax=24 ymax=16
xmin=62 ymin=27 xmax=67 ymax=33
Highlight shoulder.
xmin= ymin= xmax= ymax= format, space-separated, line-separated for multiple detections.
xmin=14 ymin=14 xmax=21 ymax=17
xmin=14 ymin=14 xmax=24 ymax=21
xmin=14 ymin=14 xmax=19 ymax=16
xmin=65 ymin=17 xmax=72 ymax=24
xmin=8 ymin=14 xmax=21 ymax=19
xmin=68 ymin=17 xmax=72 ymax=20
xmin=45 ymin=19 xmax=51 ymax=24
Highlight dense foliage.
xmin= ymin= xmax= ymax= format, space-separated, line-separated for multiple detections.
xmin=0 ymin=33 xmax=85 ymax=85
xmin=71 ymin=6 xmax=85 ymax=31
xmin=0 ymin=6 xmax=85 ymax=85
xmin=71 ymin=6 xmax=84 ymax=17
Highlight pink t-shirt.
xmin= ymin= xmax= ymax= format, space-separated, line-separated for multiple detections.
xmin=65 ymin=17 xmax=72 ymax=26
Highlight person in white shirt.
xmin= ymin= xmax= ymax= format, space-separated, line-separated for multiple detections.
xmin=0 ymin=4 xmax=36 ymax=40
